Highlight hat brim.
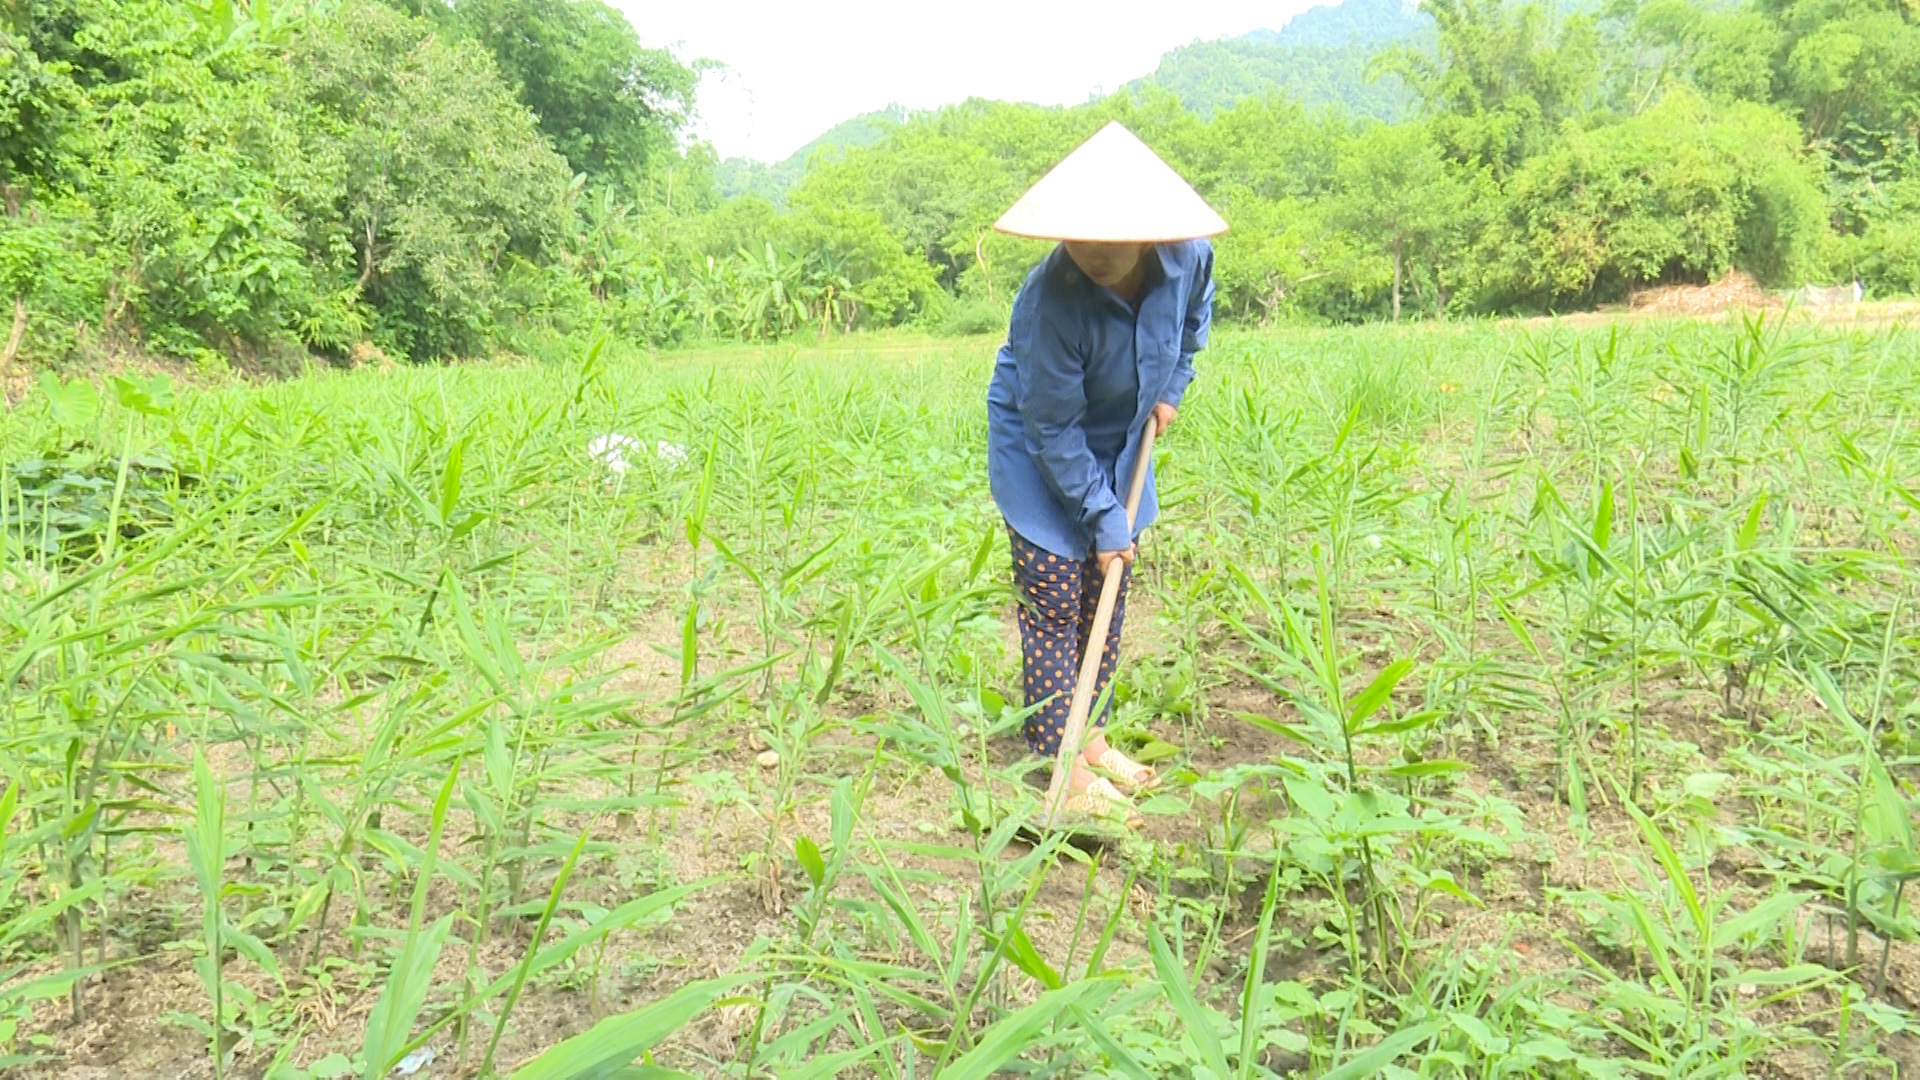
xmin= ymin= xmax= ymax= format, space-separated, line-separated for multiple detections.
xmin=991 ymin=221 xmax=1230 ymax=243
xmin=991 ymin=122 xmax=1229 ymax=245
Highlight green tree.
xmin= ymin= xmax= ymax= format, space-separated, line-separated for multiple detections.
xmin=791 ymin=127 xmax=1022 ymax=289
xmin=432 ymin=0 xmax=700 ymax=189
xmin=780 ymin=204 xmax=939 ymax=328
xmin=1762 ymin=0 xmax=1920 ymax=143
xmin=1488 ymin=90 xmax=1825 ymax=306
xmin=1378 ymin=0 xmax=1602 ymax=173
xmin=288 ymin=0 xmax=574 ymax=358
xmin=0 ymin=18 xmax=77 ymax=199
xmin=1832 ymin=174 xmax=1920 ymax=292
xmin=0 ymin=16 xmax=83 ymax=371
xmin=1609 ymin=0 xmax=1782 ymax=108
xmin=1333 ymin=123 xmax=1468 ymax=319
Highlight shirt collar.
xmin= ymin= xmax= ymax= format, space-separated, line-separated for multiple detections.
xmin=1155 ymin=242 xmax=1185 ymax=282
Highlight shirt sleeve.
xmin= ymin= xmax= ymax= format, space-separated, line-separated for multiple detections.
xmin=1010 ymin=304 xmax=1132 ymax=554
xmin=1161 ymin=243 xmax=1214 ymax=410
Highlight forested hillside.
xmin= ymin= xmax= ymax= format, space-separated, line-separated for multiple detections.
xmin=1246 ymin=0 xmax=1428 ymax=47
xmin=1128 ymin=0 xmax=1431 ymax=119
xmin=715 ymin=108 xmax=906 ymax=205
xmin=2 ymin=0 xmax=1917 ymax=368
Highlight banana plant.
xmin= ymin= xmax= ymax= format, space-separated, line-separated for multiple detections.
xmin=732 ymin=243 xmax=812 ymax=341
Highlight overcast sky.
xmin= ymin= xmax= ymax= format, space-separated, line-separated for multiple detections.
xmin=612 ymin=1 xmax=1324 ymax=162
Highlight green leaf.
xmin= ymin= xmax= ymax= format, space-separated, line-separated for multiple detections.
xmin=480 ymin=827 xmax=594 ymax=1075
xmin=965 ymin=522 xmax=996 ymax=584
xmin=1804 ymin=665 xmax=1866 ymax=738
xmin=451 ymin=880 xmax=723 ymax=1025
xmin=866 ymin=870 xmax=942 ymax=968
xmin=109 ymin=373 xmax=174 ymax=416
xmin=1240 ymin=852 xmax=1287 ymax=1079
xmin=1234 ymin=710 xmax=1317 ymax=747
xmin=1320 ymin=1020 xmax=1439 ymax=1079
xmin=185 ymin=748 xmax=225 ymax=902
xmin=1347 ymin=659 xmax=1413 ymax=730
xmin=1715 ymin=891 xmax=1807 ymax=946
xmin=1622 ymin=797 xmax=1706 ymax=941
xmin=1283 ymin=776 xmax=1338 ymax=821
xmin=679 ymin=597 xmax=698 ymax=688
xmin=685 ymin=432 xmax=719 ymax=546
xmin=361 ymin=764 xmax=460 ymax=1078
xmin=817 ymin=596 xmax=856 ymax=705
xmin=937 ymin=978 xmax=1116 ymax=1080
xmin=0 ymin=782 xmax=14 ymax=857
xmin=1451 ymin=1012 xmax=1509 ymax=1056
xmin=1133 ymin=738 xmax=1182 ymax=763
xmin=437 ymin=437 xmax=465 ymax=524
xmin=223 ymin=921 xmax=282 ymax=982
xmin=794 ymin=835 xmax=825 ymax=888
xmin=1415 ymin=870 xmax=1481 ymax=906
xmin=1137 ymin=794 xmax=1189 ymax=816
xmin=309 ymin=1053 xmax=353 ymax=1078
xmin=829 ymin=780 xmax=856 ymax=855
xmin=361 ymin=916 xmax=453 ymax=1080
xmin=183 ymin=745 xmax=226 ymax=1055
xmin=508 ymin=977 xmax=748 ymax=1080
xmin=1621 ymin=891 xmax=1686 ymax=1001
xmin=0 ymin=960 xmax=114 ymax=1010
xmin=38 ymin=374 xmax=98 ymax=427
xmin=992 ymin=924 xmax=1061 ymax=990
xmin=1726 ymin=963 xmax=1833 ymax=988
xmin=1353 ymin=710 xmax=1446 ymax=737
xmin=768 ymin=1034 xmax=900 ymax=1078
xmin=1146 ymin=922 xmax=1231 ymax=1079
xmin=1592 ymin=478 xmax=1614 ymax=555
xmin=1491 ymin=592 xmax=1545 ymax=664
xmin=1736 ymin=493 xmax=1766 ymax=551
xmin=1863 ymin=754 xmax=1914 ymax=852
xmin=1379 ymin=759 xmax=1470 ymax=779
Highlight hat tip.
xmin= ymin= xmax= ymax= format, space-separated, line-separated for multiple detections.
xmin=991 ymin=121 xmax=1228 ymax=243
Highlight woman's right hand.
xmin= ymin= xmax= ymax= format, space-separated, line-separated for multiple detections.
xmin=1096 ymin=545 xmax=1136 ymax=575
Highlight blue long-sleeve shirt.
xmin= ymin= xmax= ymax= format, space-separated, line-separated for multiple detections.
xmin=987 ymin=240 xmax=1214 ymax=559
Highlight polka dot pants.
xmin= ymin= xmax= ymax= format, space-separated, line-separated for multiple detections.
xmin=1008 ymin=526 xmax=1131 ymax=757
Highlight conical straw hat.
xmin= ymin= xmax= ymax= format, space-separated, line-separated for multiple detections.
xmin=994 ymin=122 xmax=1228 ymax=243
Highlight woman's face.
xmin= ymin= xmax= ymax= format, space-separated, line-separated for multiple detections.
xmin=1063 ymin=242 xmax=1149 ymax=289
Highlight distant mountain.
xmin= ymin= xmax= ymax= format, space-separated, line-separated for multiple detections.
xmin=715 ymin=107 xmax=906 ymax=204
xmin=1129 ymin=0 xmax=1433 ymax=120
xmin=717 ymin=0 xmax=1432 ymax=204
xmin=1248 ymin=0 xmax=1430 ymax=49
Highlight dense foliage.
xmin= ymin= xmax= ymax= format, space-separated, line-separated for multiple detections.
xmin=1 ymin=0 xmax=1917 ymax=366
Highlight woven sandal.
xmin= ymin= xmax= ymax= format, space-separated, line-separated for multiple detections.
xmin=1058 ymin=776 xmax=1142 ymax=831
xmin=1092 ymin=747 xmax=1159 ymax=795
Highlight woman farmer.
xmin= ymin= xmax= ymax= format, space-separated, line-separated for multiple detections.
xmin=986 ymin=122 xmax=1226 ymax=821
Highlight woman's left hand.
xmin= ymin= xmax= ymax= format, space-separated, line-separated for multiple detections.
xmin=1152 ymin=402 xmax=1177 ymax=436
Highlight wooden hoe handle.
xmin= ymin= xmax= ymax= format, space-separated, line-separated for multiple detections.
xmin=1040 ymin=420 xmax=1159 ymax=828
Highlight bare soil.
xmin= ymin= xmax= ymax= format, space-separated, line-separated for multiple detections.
xmin=19 ymin=565 xmax=1920 ymax=1078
